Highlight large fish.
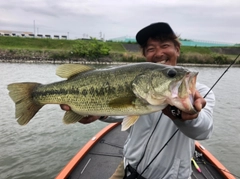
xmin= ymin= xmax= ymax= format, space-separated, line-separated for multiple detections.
xmin=8 ymin=62 xmax=198 ymax=130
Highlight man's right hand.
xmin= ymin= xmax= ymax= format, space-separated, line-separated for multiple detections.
xmin=60 ymin=104 xmax=100 ymax=124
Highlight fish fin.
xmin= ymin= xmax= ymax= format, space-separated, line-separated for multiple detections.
xmin=63 ymin=111 xmax=84 ymax=124
xmin=56 ymin=64 xmax=95 ymax=79
xmin=7 ymin=82 xmax=44 ymax=125
xmin=121 ymin=115 xmax=139 ymax=131
xmin=109 ymin=96 xmax=137 ymax=108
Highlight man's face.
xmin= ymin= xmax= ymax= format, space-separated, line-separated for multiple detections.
xmin=144 ymin=38 xmax=180 ymax=66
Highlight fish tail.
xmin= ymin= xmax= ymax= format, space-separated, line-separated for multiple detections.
xmin=7 ymin=82 xmax=44 ymax=125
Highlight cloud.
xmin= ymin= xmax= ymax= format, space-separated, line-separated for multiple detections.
xmin=0 ymin=0 xmax=239 ymax=43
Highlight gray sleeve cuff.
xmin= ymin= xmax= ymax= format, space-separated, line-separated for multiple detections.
xmin=99 ymin=116 xmax=124 ymax=123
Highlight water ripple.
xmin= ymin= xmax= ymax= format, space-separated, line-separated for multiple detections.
xmin=1 ymin=63 xmax=240 ymax=178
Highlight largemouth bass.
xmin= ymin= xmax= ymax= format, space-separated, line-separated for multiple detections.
xmin=8 ymin=62 xmax=198 ymax=130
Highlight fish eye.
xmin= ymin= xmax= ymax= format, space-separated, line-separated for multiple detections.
xmin=167 ymin=69 xmax=177 ymax=78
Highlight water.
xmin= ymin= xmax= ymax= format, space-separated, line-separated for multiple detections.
xmin=0 ymin=63 xmax=240 ymax=179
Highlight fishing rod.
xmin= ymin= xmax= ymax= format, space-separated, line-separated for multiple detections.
xmin=140 ymin=53 xmax=240 ymax=177
xmin=170 ymin=53 xmax=240 ymax=119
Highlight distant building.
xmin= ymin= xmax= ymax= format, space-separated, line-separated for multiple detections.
xmin=54 ymin=35 xmax=59 ymax=39
xmin=37 ymin=34 xmax=43 ymax=38
xmin=0 ymin=30 xmax=67 ymax=40
xmin=0 ymin=30 xmax=32 ymax=37
xmin=45 ymin=35 xmax=51 ymax=38
xmin=3 ymin=33 xmax=11 ymax=36
xmin=109 ymin=36 xmax=136 ymax=43
xmin=61 ymin=35 xmax=67 ymax=39
xmin=109 ymin=36 xmax=235 ymax=47
xmin=179 ymin=39 xmax=235 ymax=47
xmin=28 ymin=34 xmax=35 ymax=38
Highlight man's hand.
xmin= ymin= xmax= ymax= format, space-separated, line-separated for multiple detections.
xmin=78 ymin=115 xmax=100 ymax=124
xmin=60 ymin=104 xmax=100 ymax=124
xmin=162 ymin=91 xmax=206 ymax=121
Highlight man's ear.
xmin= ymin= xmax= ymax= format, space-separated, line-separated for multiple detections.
xmin=175 ymin=45 xmax=180 ymax=57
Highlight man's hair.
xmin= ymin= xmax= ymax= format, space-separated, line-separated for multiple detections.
xmin=140 ymin=34 xmax=181 ymax=56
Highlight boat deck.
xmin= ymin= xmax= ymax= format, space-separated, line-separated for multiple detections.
xmin=57 ymin=123 xmax=233 ymax=179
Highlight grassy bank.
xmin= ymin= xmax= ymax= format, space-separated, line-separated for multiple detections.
xmin=0 ymin=36 xmax=239 ymax=64
xmin=0 ymin=36 xmax=126 ymax=51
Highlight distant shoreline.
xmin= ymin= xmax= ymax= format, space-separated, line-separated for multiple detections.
xmin=1 ymin=58 xmax=239 ymax=67
xmin=0 ymin=58 xmax=128 ymax=65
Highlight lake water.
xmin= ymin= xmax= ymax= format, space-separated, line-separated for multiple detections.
xmin=0 ymin=63 xmax=240 ymax=179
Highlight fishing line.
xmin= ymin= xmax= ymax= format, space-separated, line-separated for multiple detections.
xmin=203 ymin=53 xmax=240 ymax=98
xmin=140 ymin=53 xmax=240 ymax=176
xmin=136 ymin=113 xmax=163 ymax=171
xmin=140 ymin=128 xmax=179 ymax=176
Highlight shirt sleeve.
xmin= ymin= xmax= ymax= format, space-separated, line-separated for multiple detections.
xmin=172 ymin=83 xmax=215 ymax=140
xmin=99 ymin=115 xmax=124 ymax=123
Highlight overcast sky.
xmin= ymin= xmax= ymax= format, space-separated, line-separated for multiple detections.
xmin=1 ymin=0 xmax=239 ymax=44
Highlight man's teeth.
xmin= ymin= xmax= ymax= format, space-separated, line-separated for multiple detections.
xmin=157 ymin=60 xmax=167 ymax=64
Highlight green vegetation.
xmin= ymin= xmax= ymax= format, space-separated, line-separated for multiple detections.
xmin=181 ymin=46 xmax=212 ymax=54
xmin=0 ymin=36 xmax=73 ymax=50
xmin=0 ymin=36 xmax=123 ymax=51
xmin=0 ymin=36 xmax=239 ymax=64
xmin=71 ymin=38 xmax=110 ymax=59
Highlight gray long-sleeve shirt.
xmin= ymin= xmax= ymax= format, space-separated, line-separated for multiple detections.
xmin=105 ymin=82 xmax=215 ymax=179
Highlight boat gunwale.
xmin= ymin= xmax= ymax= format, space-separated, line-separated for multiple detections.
xmin=195 ymin=141 xmax=235 ymax=179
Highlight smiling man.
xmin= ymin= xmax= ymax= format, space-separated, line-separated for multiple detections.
xmin=138 ymin=22 xmax=180 ymax=66
xmin=61 ymin=22 xmax=215 ymax=179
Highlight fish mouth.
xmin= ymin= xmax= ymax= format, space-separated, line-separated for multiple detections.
xmin=169 ymin=71 xmax=198 ymax=114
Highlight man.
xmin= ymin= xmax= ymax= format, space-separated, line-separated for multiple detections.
xmin=61 ymin=22 xmax=215 ymax=179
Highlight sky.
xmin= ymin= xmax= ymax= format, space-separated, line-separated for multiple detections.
xmin=0 ymin=0 xmax=240 ymax=44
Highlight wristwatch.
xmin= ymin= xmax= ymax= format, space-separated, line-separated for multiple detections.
xmin=170 ymin=106 xmax=182 ymax=119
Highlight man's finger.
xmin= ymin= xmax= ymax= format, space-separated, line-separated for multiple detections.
xmin=193 ymin=91 xmax=206 ymax=111
xmin=60 ymin=104 xmax=71 ymax=111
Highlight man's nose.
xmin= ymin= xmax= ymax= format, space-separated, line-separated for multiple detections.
xmin=154 ymin=48 xmax=164 ymax=58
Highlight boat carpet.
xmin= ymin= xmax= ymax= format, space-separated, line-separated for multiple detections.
xmin=67 ymin=125 xmax=225 ymax=179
